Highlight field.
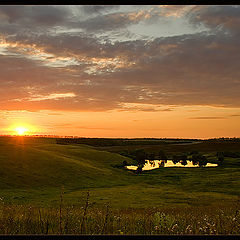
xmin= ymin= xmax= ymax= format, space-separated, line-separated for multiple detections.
xmin=0 ymin=136 xmax=239 ymax=234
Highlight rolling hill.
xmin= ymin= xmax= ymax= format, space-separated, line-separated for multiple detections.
xmin=0 ymin=136 xmax=239 ymax=208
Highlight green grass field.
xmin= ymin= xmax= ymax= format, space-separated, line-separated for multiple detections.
xmin=0 ymin=136 xmax=239 ymax=209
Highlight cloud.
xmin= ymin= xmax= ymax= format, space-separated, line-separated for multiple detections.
xmin=0 ymin=6 xmax=71 ymax=26
xmin=0 ymin=6 xmax=240 ymax=112
xmin=189 ymin=116 xmax=227 ymax=120
xmin=0 ymin=6 xmax=160 ymax=35
xmin=14 ymin=93 xmax=76 ymax=102
xmin=188 ymin=5 xmax=240 ymax=35
xmin=81 ymin=5 xmax=120 ymax=15
xmin=159 ymin=5 xmax=196 ymax=18
xmin=0 ymin=6 xmax=26 ymax=23
xmin=76 ymin=9 xmax=159 ymax=32
xmin=1 ymin=29 xmax=240 ymax=111
xmin=118 ymin=103 xmax=173 ymax=112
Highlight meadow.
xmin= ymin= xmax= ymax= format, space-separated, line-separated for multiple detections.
xmin=0 ymin=199 xmax=239 ymax=234
xmin=0 ymin=136 xmax=239 ymax=234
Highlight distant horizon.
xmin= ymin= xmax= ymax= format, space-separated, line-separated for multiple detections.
xmin=1 ymin=134 xmax=240 ymax=141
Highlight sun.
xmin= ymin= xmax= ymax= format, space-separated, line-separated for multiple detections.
xmin=7 ymin=123 xmax=37 ymax=136
xmin=15 ymin=126 xmax=28 ymax=135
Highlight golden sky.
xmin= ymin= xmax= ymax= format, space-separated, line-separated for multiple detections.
xmin=0 ymin=5 xmax=240 ymax=138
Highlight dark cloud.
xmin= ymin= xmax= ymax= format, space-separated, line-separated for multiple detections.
xmin=76 ymin=11 xmax=155 ymax=32
xmin=0 ymin=5 xmax=240 ymax=112
xmin=81 ymin=5 xmax=120 ymax=15
xmin=188 ymin=5 xmax=240 ymax=35
xmin=0 ymin=6 xmax=70 ymax=26
xmin=0 ymin=6 xmax=26 ymax=23
xmin=1 ymin=29 xmax=240 ymax=111
xmin=0 ymin=5 xmax=153 ymax=34
xmin=29 ymin=6 xmax=70 ymax=26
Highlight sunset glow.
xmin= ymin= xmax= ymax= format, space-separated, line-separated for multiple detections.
xmin=15 ymin=126 xmax=28 ymax=135
xmin=0 ymin=5 xmax=239 ymax=138
xmin=6 ymin=123 xmax=37 ymax=136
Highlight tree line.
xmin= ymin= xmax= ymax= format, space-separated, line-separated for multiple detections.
xmin=56 ymin=138 xmax=194 ymax=147
xmin=121 ymin=149 xmax=226 ymax=174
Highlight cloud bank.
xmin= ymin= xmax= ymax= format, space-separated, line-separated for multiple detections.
xmin=0 ymin=5 xmax=240 ymax=112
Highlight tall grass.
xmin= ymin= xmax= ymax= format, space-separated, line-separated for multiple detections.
xmin=0 ymin=194 xmax=239 ymax=234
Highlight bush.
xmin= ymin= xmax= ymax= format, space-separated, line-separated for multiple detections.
xmin=122 ymin=160 xmax=128 ymax=166
xmin=190 ymin=154 xmax=208 ymax=167
xmin=159 ymin=150 xmax=167 ymax=160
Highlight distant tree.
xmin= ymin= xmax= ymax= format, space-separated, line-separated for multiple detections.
xmin=135 ymin=149 xmax=146 ymax=174
xmin=136 ymin=166 xmax=143 ymax=174
xmin=217 ymin=152 xmax=224 ymax=165
xmin=159 ymin=150 xmax=167 ymax=161
xmin=191 ymin=153 xmax=207 ymax=167
xmin=158 ymin=161 xmax=165 ymax=167
xmin=148 ymin=153 xmax=155 ymax=161
xmin=191 ymin=158 xmax=198 ymax=165
xmin=198 ymin=155 xmax=208 ymax=167
xmin=172 ymin=155 xmax=180 ymax=164
xmin=122 ymin=160 xmax=128 ymax=166
xmin=180 ymin=159 xmax=187 ymax=166
xmin=172 ymin=154 xmax=187 ymax=164
xmin=147 ymin=153 xmax=155 ymax=167
xmin=181 ymin=154 xmax=188 ymax=161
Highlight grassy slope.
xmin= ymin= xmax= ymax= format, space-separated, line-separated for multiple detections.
xmin=0 ymin=137 xmax=239 ymax=208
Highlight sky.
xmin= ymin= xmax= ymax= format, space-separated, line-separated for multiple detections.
xmin=0 ymin=5 xmax=240 ymax=138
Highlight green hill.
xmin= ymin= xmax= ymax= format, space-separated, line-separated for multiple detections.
xmin=0 ymin=137 xmax=132 ymax=189
xmin=0 ymin=137 xmax=135 ymax=205
xmin=0 ymin=136 xmax=239 ymax=208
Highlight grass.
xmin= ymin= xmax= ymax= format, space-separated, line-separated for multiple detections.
xmin=0 ymin=136 xmax=239 ymax=209
xmin=0 ymin=194 xmax=239 ymax=234
xmin=0 ymin=136 xmax=239 ymax=234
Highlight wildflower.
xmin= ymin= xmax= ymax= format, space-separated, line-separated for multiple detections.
xmin=154 ymin=226 xmax=159 ymax=231
xmin=172 ymin=224 xmax=178 ymax=229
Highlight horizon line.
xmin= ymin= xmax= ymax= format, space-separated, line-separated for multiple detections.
xmin=0 ymin=134 xmax=240 ymax=141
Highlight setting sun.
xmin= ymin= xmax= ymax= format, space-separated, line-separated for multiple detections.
xmin=6 ymin=123 xmax=37 ymax=136
xmin=15 ymin=126 xmax=28 ymax=135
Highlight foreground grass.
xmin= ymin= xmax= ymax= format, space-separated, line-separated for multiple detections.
xmin=0 ymin=196 xmax=239 ymax=235
xmin=0 ymin=137 xmax=239 ymax=234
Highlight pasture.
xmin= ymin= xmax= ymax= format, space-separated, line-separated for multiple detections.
xmin=0 ymin=136 xmax=239 ymax=208
xmin=0 ymin=136 xmax=239 ymax=234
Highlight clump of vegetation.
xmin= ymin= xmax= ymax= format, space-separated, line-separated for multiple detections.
xmin=217 ymin=152 xmax=225 ymax=165
xmin=189 ymin=153 xmax=208 ymax=167
xmin=56 ymin=138 xmax=191 ymax=147
xmin=0 ymin=194 xmax=239 ymax=235
xmin=158 ymin=150 xmax=167 ymax=161
xmin=134 ymin=149 xmax=147 ymax=174
xmin=172 ymin=154 xmax=188 ymax=164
